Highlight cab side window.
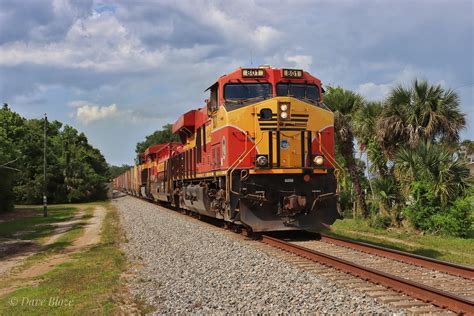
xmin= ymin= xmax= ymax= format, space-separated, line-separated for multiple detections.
xmin=209 ymin=84 xmax=218 ymax=112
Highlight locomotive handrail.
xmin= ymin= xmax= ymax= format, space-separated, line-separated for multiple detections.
xmin=320 ymin=145 xmax=343 ymax=171
xmin=226 ymin=133 xmax=264 ymax=203
xmin=318 ymin=142 xmax=345 ymax=185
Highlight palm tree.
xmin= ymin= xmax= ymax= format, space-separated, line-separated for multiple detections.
xmin=394 ymin=141 xmax=471 ymax=206
xmin=324 ymin=87 xmax=369 ymax=218
xmin=353 ymin=101 xmax=383 ymax=153
xmin=377 ymin=80 xmax=466 ymax=157
xmin=353 ymin=101 xmax=385 ymax=197
xmin=371 ymin=176 xmax=399 ymax=219
xmin=460 ymin=139 xmax=474 ymax=155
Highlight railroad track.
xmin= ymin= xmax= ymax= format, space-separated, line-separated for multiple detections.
xmin=261 ymin=234 xmax=474 ymax=315
xmin=119 ymin=192 xmax=474 ymax=314
xmin=318 ymin=234 xmax=474 ymax=279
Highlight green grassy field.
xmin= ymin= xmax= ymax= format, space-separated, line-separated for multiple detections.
xmin=327 ymin=218 xmax=474 ymax=266
xmin=0 ymin=203 xmax=132 ymax=315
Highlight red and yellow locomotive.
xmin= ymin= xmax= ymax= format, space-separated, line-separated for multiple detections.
xmin=114 ymin=66 xmax=340 ymax=232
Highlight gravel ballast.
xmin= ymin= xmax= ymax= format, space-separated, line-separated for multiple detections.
xmin=115 ymin=195 xmax=404 ymax=314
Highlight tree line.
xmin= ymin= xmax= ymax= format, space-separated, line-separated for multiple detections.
xmin=0 ymin=104 xmax=110 ymax=212
xmin=325 ymin=80 xmax=473 ymax=237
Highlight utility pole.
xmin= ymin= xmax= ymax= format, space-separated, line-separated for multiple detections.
xmin=43 ymin=113 xmax=48 ymax=217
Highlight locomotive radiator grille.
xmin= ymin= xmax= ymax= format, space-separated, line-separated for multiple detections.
xmin=257 ymin=113 xmax=309 ymax=131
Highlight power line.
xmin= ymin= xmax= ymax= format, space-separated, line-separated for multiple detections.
xmin=0 ymin=158 xmax=20 ymax=172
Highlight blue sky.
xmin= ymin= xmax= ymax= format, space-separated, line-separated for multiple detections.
xmin=1 ymin=0 xmax=472 ymax=165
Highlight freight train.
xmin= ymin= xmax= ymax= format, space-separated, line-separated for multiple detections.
xmin=114 ymin=66 xmax=341 ymax=232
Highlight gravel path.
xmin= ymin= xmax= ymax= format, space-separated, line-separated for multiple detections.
xmin=115 ymin=195 xmax=405 ymax=314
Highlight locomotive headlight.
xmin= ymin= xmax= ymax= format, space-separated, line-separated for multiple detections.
xmin=280 ymin=104 xmax=288 ymax=111
xmin=280 ymin=111 xmax=288 ymax=119
xmin=313 ymin=155 xmax=324 ymax=166
xmin=256 ymin=155 xmax=269 ymax=167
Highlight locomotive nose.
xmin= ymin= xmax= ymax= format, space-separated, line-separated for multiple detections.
xmin=255 ymin=97 xmax=310 ymax=168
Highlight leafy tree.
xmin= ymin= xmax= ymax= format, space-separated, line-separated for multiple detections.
xmin=60 ymin=125 xmax=110 ymax=202
xmin=0 ymin=104 xmax=25 ymax=212
xmin=109 ymin=164 xmax=132 ymax=179
xmin=1 ymin=105 xmax=110 ymax=206
xmin=135 ymin=124 xmax=179 ymax=156
xmin=325 ymin=87 xmax=369 ymax=218
xmin=460 ymin=139 xmax=474 ymax=156
xmin=14 ymin=118 xmax=65 ymax=203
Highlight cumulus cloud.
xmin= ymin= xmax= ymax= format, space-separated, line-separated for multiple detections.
xmin=0 ymin=12 xmax=168 ymax=72
xmin=357 ymin=82 xmax=392 ymax=101
xmin=70 ymin=100 xmax=168 ymax=125
xmin=0 ymin=11 xmax=217 ymax=74
xmin=286 ymin=55 xmax=313 ymax=71
xmin=253 ymin=26 xmax=282 ymax=50
xmin=74 ymin=102 xmax=118 ymax=124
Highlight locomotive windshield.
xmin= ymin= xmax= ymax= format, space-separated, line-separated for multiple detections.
xmin=276 ymin=83 xmax=320 ymax=103
xmin=224 ymin=83 xmax=272 ymax=110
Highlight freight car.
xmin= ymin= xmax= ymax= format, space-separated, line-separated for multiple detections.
xmin=114 ymin=66 xmax=341 ymax=232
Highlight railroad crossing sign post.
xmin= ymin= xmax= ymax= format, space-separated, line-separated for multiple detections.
xmin=43 ymin=113 xmax=48 ymax=217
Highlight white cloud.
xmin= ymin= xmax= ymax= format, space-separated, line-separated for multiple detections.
xmin=253 ymin=26 xmax=282 ymax=50
xmin=68 ymin=100 xmax=90 ymax=108
xmin=0 ymin=12 xmax=195 ymax=73
xmin=74 ymin=103 xmax=118 ymax=124
xmin=286 ymin=55 xmax=313 ymax=70
xmin=70 ymin=100 xmax=168 ymax=125
xmin=357 ymin=82 xmax=392 ymax=101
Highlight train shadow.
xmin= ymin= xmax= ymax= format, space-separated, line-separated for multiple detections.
xmin=322 ymin=231 xmax=446 ymax=261
xmin=112 ymin=191 xmax=128 ymax=199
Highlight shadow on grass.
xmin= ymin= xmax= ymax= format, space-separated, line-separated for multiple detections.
xmin=322 ymin=229 xmax=445 ymax=261
xmin=410 ymin=248 xmax=444 ymax=258
xmin=80 ymin=213 xmax=94 ymax=221
xmin=0 ymin=221 xmax=89 ymax=262
xmin=0 ymin=240 xmax=37 ymax=260
xmin=0 ymin=207 xmax=77 ymax=240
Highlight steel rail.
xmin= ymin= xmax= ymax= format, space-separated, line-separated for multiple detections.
xmin=320 ymin=234 xmax=474 ymax=280
xmin=261 ymin=234 xmax=474 ymax=315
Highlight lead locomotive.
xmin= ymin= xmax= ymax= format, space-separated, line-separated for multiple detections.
xmin=114 ymin=66 xmax=341 ymax=232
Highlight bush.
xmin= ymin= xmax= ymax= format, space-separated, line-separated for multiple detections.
xmin=430 ymin=196 xmax=473 ymax=237
xmin=404 ymin=181 xmax=472 ymax=237
xmin=338 ymin=189 xmax=353 ymax=216
xmin=370 ymin=214 xmax=392 ymax=229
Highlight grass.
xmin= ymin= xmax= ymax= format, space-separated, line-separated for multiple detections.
xmin=0 ymin=203 xmax=129 ymax=315
xmin=11 ymin=207 xmax=95 ymax=274
xmin=326 ymin=218 xmax=474 ymax=266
